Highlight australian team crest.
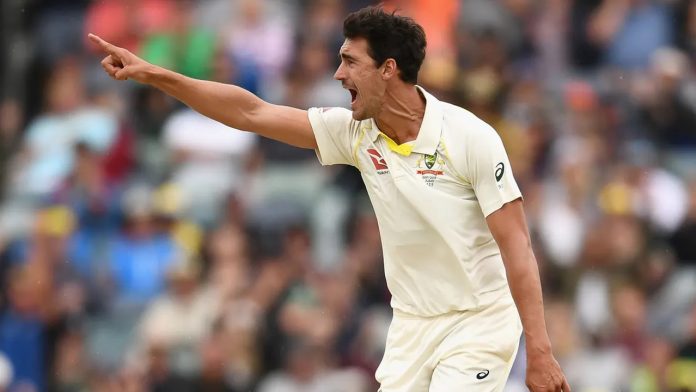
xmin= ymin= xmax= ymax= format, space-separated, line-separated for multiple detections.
xmin=425 ymin=153 xmax=437 ymax=169
xmin=417 ymin=151 xmax=444 ymax=187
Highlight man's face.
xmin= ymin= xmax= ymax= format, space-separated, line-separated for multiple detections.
xmin=334 ymin=38 xmax=387 ymax=120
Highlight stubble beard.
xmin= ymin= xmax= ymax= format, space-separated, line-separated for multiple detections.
xmin=352 ymin=95 xmax=381 ymax=121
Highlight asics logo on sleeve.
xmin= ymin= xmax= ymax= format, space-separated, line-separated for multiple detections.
xmin=495 ymin=162 xmax=504 ymax=182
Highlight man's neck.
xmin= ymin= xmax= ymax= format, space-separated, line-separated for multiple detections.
xmin=374 ymin=84 xmax=426 ymax=145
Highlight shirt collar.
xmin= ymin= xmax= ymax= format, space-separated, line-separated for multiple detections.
xmin=365 ymin=86 xmax=443 ymax=156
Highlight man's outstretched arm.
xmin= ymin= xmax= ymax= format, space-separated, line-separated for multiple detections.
xmin=486 ymin=199 xmax=571 ymax=392
xmin=88 ymin=34 xmax=317 ymax=149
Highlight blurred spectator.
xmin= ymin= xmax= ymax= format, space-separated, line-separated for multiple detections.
xmin=204 ymin=223 xmax=251 ymax=305
xmin=297 ymin=0 xmax=346 ymax=55
xmin=218 ymin=300 xmax=262 ymax=391
xmin=278 ymin=37 xmax=348 ymax=110
xmin=0 ymin=267 xmax=46 ymax=391
xmin=628 ymin=336 xmax=675 ymax=392
xmin=257 ymin=225 xmax=317 ymax=371
xmin=84 ymin=0 xmax=174 ymax=55
xmin=222 ymin=0 xmax=295 ymax=94
xmin=108 ymin=185 xmax=181 ymax=308
xmin=130 ymin=86 xmax=177 ymax=180
xmin=189 ymin=333 xmax=239 ymax=392
xmin=342 ymin=209 xmax=388 ymax=308
xmin=587 ymin=0 xmax=673 ymax=69
xmin=634 ymin=48 xmax=696 ymax=149
xmin=256 ymin=339 xmax=369 ymax=392
xmin=10 ymin=57 xmax=118 ymax=199
xmin=458 ymin=0 xmax=519 ymax=56
xmin=161 ymin=50 xmax=257 ymax=226
xmin=52 ymin=144 xmax=123 ymax=281
xmin=532 ymin=0 xmax=571 ymax=81
xmin=140 ymin=0 xmax=217 ymax=81
xmin=198 ymin=224 xmax=261 ymax=389
xmin=134 ymin=259 xmax=217 ymax=369
xmin=598 ymin=147 xmax=688 ymax=235
xmin=387 ymin=0 xmax=458 ymax=58
xmin=610 ymin=282 xmax=649 ymax=362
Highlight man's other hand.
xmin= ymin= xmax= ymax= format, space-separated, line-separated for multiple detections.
xmin=526 ymin=350 xmax=571 ymax=392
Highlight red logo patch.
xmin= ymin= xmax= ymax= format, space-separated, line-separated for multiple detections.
xmin=367 ymin=148 xmax=388 ymax=170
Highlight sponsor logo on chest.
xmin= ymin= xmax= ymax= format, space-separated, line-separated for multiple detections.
xmin=367 ymin=148 xmax=389 ymax=174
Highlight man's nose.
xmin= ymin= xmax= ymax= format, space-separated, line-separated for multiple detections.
xmin=334 ymin=64 xmax=345 ymax=81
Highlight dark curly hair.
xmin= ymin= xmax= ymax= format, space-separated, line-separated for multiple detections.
xmin=343 ymin=6 xmax=427 ymax=84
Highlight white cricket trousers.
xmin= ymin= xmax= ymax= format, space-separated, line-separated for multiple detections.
xmin=376 ymin=296 xmax=522 ymax=392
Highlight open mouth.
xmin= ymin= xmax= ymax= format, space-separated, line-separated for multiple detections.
xmin=348 ymin=88 xmax=358 ymax=104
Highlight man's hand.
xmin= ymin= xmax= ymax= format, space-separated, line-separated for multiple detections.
xmin=526 ymin=350 xmax=571 ymax=392
xmin=88 ymin=34 xmax=153 ymax=83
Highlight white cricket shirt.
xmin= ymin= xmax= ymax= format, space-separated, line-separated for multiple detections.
xmin=308 ymin=87 xmax=522 ymax=317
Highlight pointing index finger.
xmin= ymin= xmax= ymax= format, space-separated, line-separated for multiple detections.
xmin=88 ymin=33 xmax=117 ymax=54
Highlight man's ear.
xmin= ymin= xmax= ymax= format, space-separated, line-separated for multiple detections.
xmin=381 ymin=58 xmax=397 ymax=80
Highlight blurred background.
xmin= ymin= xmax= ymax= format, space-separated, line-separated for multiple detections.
xmin=1 ymin=0 xmax=696 ymax=391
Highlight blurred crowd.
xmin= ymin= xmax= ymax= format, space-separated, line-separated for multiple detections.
xmin=1 ymin=0 xmax=696 ymax=391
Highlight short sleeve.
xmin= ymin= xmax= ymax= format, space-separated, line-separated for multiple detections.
xmin=308 ymin=107 xmax=358 ymax=166
xmin=466 ymin=125 xmax=522 ymax=217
